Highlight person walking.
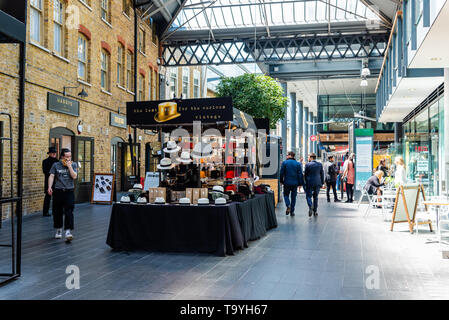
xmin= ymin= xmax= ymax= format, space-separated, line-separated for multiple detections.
xmin=42 ymin=147 xmax=59 ymax=217
xmin=48 ymin=148 xmax=78 ymax=242
xmin=304 ymin=153 xmax=324 ymax=217
xmin=280 ymin=151 xmax=304 ymax=216
xmin=394 ymin=156 xmax=406 ymax=187
xmin=342 ymin=153 xmax=356 ymax=203
xmin=323 ymin=155 xmax=340 ymax=202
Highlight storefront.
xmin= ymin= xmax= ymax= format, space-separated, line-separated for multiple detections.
xmin=401 ymin=85 xmax=445 ymax=196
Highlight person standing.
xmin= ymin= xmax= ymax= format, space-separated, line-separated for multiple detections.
xmin=48 ymin=148 xmax=78 ymax=242
xmin=42 ymin=147 xmax=59 ymax=217
xmin=323 ymin=155 xmax=340 ymax=202
xmin=304 ymin=153 xmax=324 ymax=217
xmin=376 ymin=158 xmax=389 ymax=177
xmin=280 ymin=151 xmax=304 ymax=216
xmin=394 ymin=156 xmax=406 ymax=187
xmin=342 ymin=153 xmax=356 ymax=203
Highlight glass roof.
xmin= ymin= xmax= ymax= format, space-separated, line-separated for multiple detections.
xmin=171 ymin=0 xmax=382 ymax=32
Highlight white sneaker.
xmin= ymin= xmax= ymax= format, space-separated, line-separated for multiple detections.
xmin=55 ymin=229 xmax=62 ymax=239
xmin=65 ymin=230 xmax=73 ymax=242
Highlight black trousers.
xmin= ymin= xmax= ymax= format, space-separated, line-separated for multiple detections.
xmin=326 ymin=181 xmax=338 ymax=201
xmin=52 ymin=189 xmax=75 ymax=230
xmin=43 ymin=193 xmax=52 ymax=214
xmin=346 ymin=183 xmax=354 ymax=201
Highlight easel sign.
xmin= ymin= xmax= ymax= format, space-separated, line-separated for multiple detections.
xmin=390 ymin=184 xmax=431 ymax=233
xmin=91 ymin=173 xmax=115 ymax=204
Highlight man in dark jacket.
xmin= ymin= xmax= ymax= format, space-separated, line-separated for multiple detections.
xmin=42 ymin=147 xmax=58 ymax=216
xmin=280 ymin=151 xmax=304 ymax=216
xmin=304 ymin=153 xmax=324 ymax=217
xmin=323 ymin=155 xmax=340 ymax=203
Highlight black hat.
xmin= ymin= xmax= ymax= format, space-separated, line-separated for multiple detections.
xmin=47 ymin=147 xmax=57 ymax=154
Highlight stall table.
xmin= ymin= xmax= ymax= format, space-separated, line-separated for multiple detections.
xmin=106 ymin=192 xmax=277 ymax=256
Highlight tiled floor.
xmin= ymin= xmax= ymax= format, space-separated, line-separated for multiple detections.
xmin=1 ymin=192 xmax=449 ymax=300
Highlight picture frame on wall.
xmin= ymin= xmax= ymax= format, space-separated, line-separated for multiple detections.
xmin=91 ymin=173 xmax=115 ymax=204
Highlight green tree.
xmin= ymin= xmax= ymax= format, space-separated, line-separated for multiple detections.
xmin=215 ymin=73 xmax=286 ymax=129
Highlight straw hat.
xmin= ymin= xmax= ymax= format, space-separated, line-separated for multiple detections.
xmin=212 ymin=186 xmax=224 ymax=193
xmin=179 ymin=197 xmax=191 ymax=204
xmin=198 ymin=198 xmax=210 ymax=205
xmin=214 ymin=198 xmax=226 ymax=205
xmin=163 ymin=141 xmax=181 ymax=153
xmin=191 ymin=142 xmax=213 ymax=159
xmin=176 ymin=151 xmax=192 ymax=163
xmin=154 ymin=197 xmax=166 ymax=204
xmin=157 ymin=158 xmax=175 ymax=170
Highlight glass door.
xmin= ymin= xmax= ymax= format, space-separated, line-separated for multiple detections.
xmin=73 ymin=136 xmax=94 ymax=203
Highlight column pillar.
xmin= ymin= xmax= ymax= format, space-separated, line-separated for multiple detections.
xmin=290 ymin=92 xmax=297 ymax=154
xmin=308 ymin=111 xmax=313 ymax=156
xmin=313 ymin=116 xmax=318 ymax=154
xmin=280 ymin=82 xmax=288 ymax=160
xmin=443 ymin=68 xmax=449 ymax=193
xmin=297 ymin=100 xmax=303 ymax=158
xmin=304 ymin=107 xmax=309 ymax=159
xmin=394 ymin=122 xmax=403 ymax=144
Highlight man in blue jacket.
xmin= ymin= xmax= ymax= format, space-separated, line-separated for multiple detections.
xmin=304 ymin=153 xmax=324 ymax=217
xmin=280 ymin=151 xmax=304 ymax=216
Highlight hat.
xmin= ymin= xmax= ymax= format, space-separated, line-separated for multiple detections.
xmin=132 ymin=183 xmax=143 ymax=190
xmin=154 ymin=101 xmax=181 ymax=123
xmin=240 ymin=171 xmax=249 ymax=179
xmin=120 ymin=195 xmax=130 ymax=203
xmin=47 ymin=147 xmax=57 ymax=154
xmin=191 ymin=142 xmax=213 ymax=159
xmin=136 ymin=196 xmax=147 ymax=204
xmin=163 ymin=141 xmax=181 ymax=154
xmin=198 ymin=198 xmax=209 ymax=205
xmin=154 ymin=197 xmax=166 ymax=204
xmin=225 ymin=185 xmax=236 ymax=192
xmin=214 ymin=198 xmax=226 ymax=205
xmin=225 ymin=171 xmax=235 ymax=179
xmin=176 ymin=151 xmax=192 ymax=163
xmin=179 ymin=197 xmax=191 ymax=204
xmin=200 ymin=171 xmax=207 ymax=179
xmin=212 ymin=186 xmax=224 ymax=193
xmin=157 ymin=158 xmax=175 ymax=170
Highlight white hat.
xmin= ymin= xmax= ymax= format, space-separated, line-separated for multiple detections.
xmin=179 ymin=197 xmax=191 ymax=204
xmin=254 ymin=176 xmax=260 ymax=183
xmin=137 ymin=196 xmax=147 ymax=204
xmin=154 ymin=197 xmax=166 ymax=204
xmin=191 ymin=142 xmax=213 ymax=159
xmin=214 ymin=198 xmax=226 ymax=205
xmin=176 ymin=151 xmax=192 ymax=164
xmin=197 ymin=198 xmax=209 ymax=205
xmin=157 ymin=158 xmax=175 ymax=170
xmin=133 ymin=183 xmax=143 ymax=190
xmin=212 ymin=186 xmax=224 ymax=193
xmin=163 ymin=141 xmax=181 ymax=154
xmin=120 ymin=195 xmax=130 ymax=203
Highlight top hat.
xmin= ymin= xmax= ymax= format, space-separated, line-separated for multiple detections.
xmin=157 ymin=158 xmax=175 ymax=170
xmin=47 ymin=147 xmax=57 ymax=154
xmin=240 ymin=171 xmax=249 ymax=179
xmin=154 ymin=102 xmax=181 ymax=123
xmin=191 ymin=142 xmax=213 ymax=159
xmin=163 ymin=141 xmax=181 ymax=154
xmin=176 ymin=151 xmax=192 ymax=163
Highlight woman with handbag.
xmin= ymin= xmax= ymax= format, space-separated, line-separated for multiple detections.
xmin=342 ymin=153 xmax=356 ymax=203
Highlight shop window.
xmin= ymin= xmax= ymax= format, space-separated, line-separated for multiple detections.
xmin=117 ymin=44 xmax=125 ymax=86
xmin=77 ymin=34 xmax=89 ymax=81
xmin=53 ymin=0 xmax=65 ymax=55
xmin=101 ymin=49 xmax=110 ymax=91
xmin=138 ymin=28 xmax=145 ymax=54
xmin=182 ymin=67 xmax=190 ymax=98
xmin=101 ymin=0 xmax=111 ymax=23
xmin=193 ymin=70 xmax=200 ymax=98
xmin=126 ymin=51 xmax=134 ymax=91
xmin=30 ymin=0 xmax=43 ymax=44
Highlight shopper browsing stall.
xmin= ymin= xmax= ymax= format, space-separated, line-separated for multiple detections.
xmin=47 ymin=148 xmax=78 ymax=242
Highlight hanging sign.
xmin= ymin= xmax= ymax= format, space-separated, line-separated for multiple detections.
xmin=126 ymin=97 xmax=233 ymax=126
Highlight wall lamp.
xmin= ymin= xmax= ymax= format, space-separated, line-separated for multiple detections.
xmin=63 ymin=84 xmax=88 ymax=98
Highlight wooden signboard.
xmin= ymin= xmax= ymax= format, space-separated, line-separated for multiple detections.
xmin=91 ymin=173 xmax=115 ymax=204
xmin=390 ymin=184 xmax=432 ymax=233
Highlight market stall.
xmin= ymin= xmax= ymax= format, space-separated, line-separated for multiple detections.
xmin=106 ymin=97 xmax=277 ymax=256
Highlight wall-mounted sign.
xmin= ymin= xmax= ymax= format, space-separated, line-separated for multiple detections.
xmin=126 ymin=97 xmax=233 ymax=126
xmin=110 ymin=112 xmax=127 ymax=129
xmin=47 ymin=92 xmax=79 ymax=117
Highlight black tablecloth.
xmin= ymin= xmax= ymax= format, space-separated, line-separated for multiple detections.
xmin=106 ymin=193 xmax=277 ymax=256
xmin=236 ymin=193 xmax=277 ymax=245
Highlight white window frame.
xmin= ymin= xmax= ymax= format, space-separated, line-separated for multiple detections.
xmin=101 ymin=50 xmax=110 ymax=91
xmin=126 ymin=51 xmax=133 ymax=91
xmin=138 ymin=28 xmax=145 ymax=54
xmin=30 ymin=0 xmax=43 ymax=44
xmin=101 ymin=0 xmax=110 ymax=22
xmin=53 ymin=0 xmax=64 ymax=55
xmin=182 ymin=67 xmax=190 ymax=99
xmin=153 ymin=71 xmax=157 ymax=100
xmin=169 ymin=68 xmax=178 ymax=99
xmin=78 ymin=35 xmax=88 ymax=80
xmin=117 ymin=44 xmax=124 ymax=86
xmin=138 ymin=75 xmax=144 ymax=101
xmin=193 ymin=70 xmax=201 ymax=98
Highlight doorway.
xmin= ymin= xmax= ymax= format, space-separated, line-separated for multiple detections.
xmin=49 ymin=127 xmax=74 ymax=157
xmin=118 ymin=142 xmax=140 ymax=191
xmin=73 ymin=136 xmax=94 ymax=203
xmin=111 ymin=137 xmax=124 ymax=191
